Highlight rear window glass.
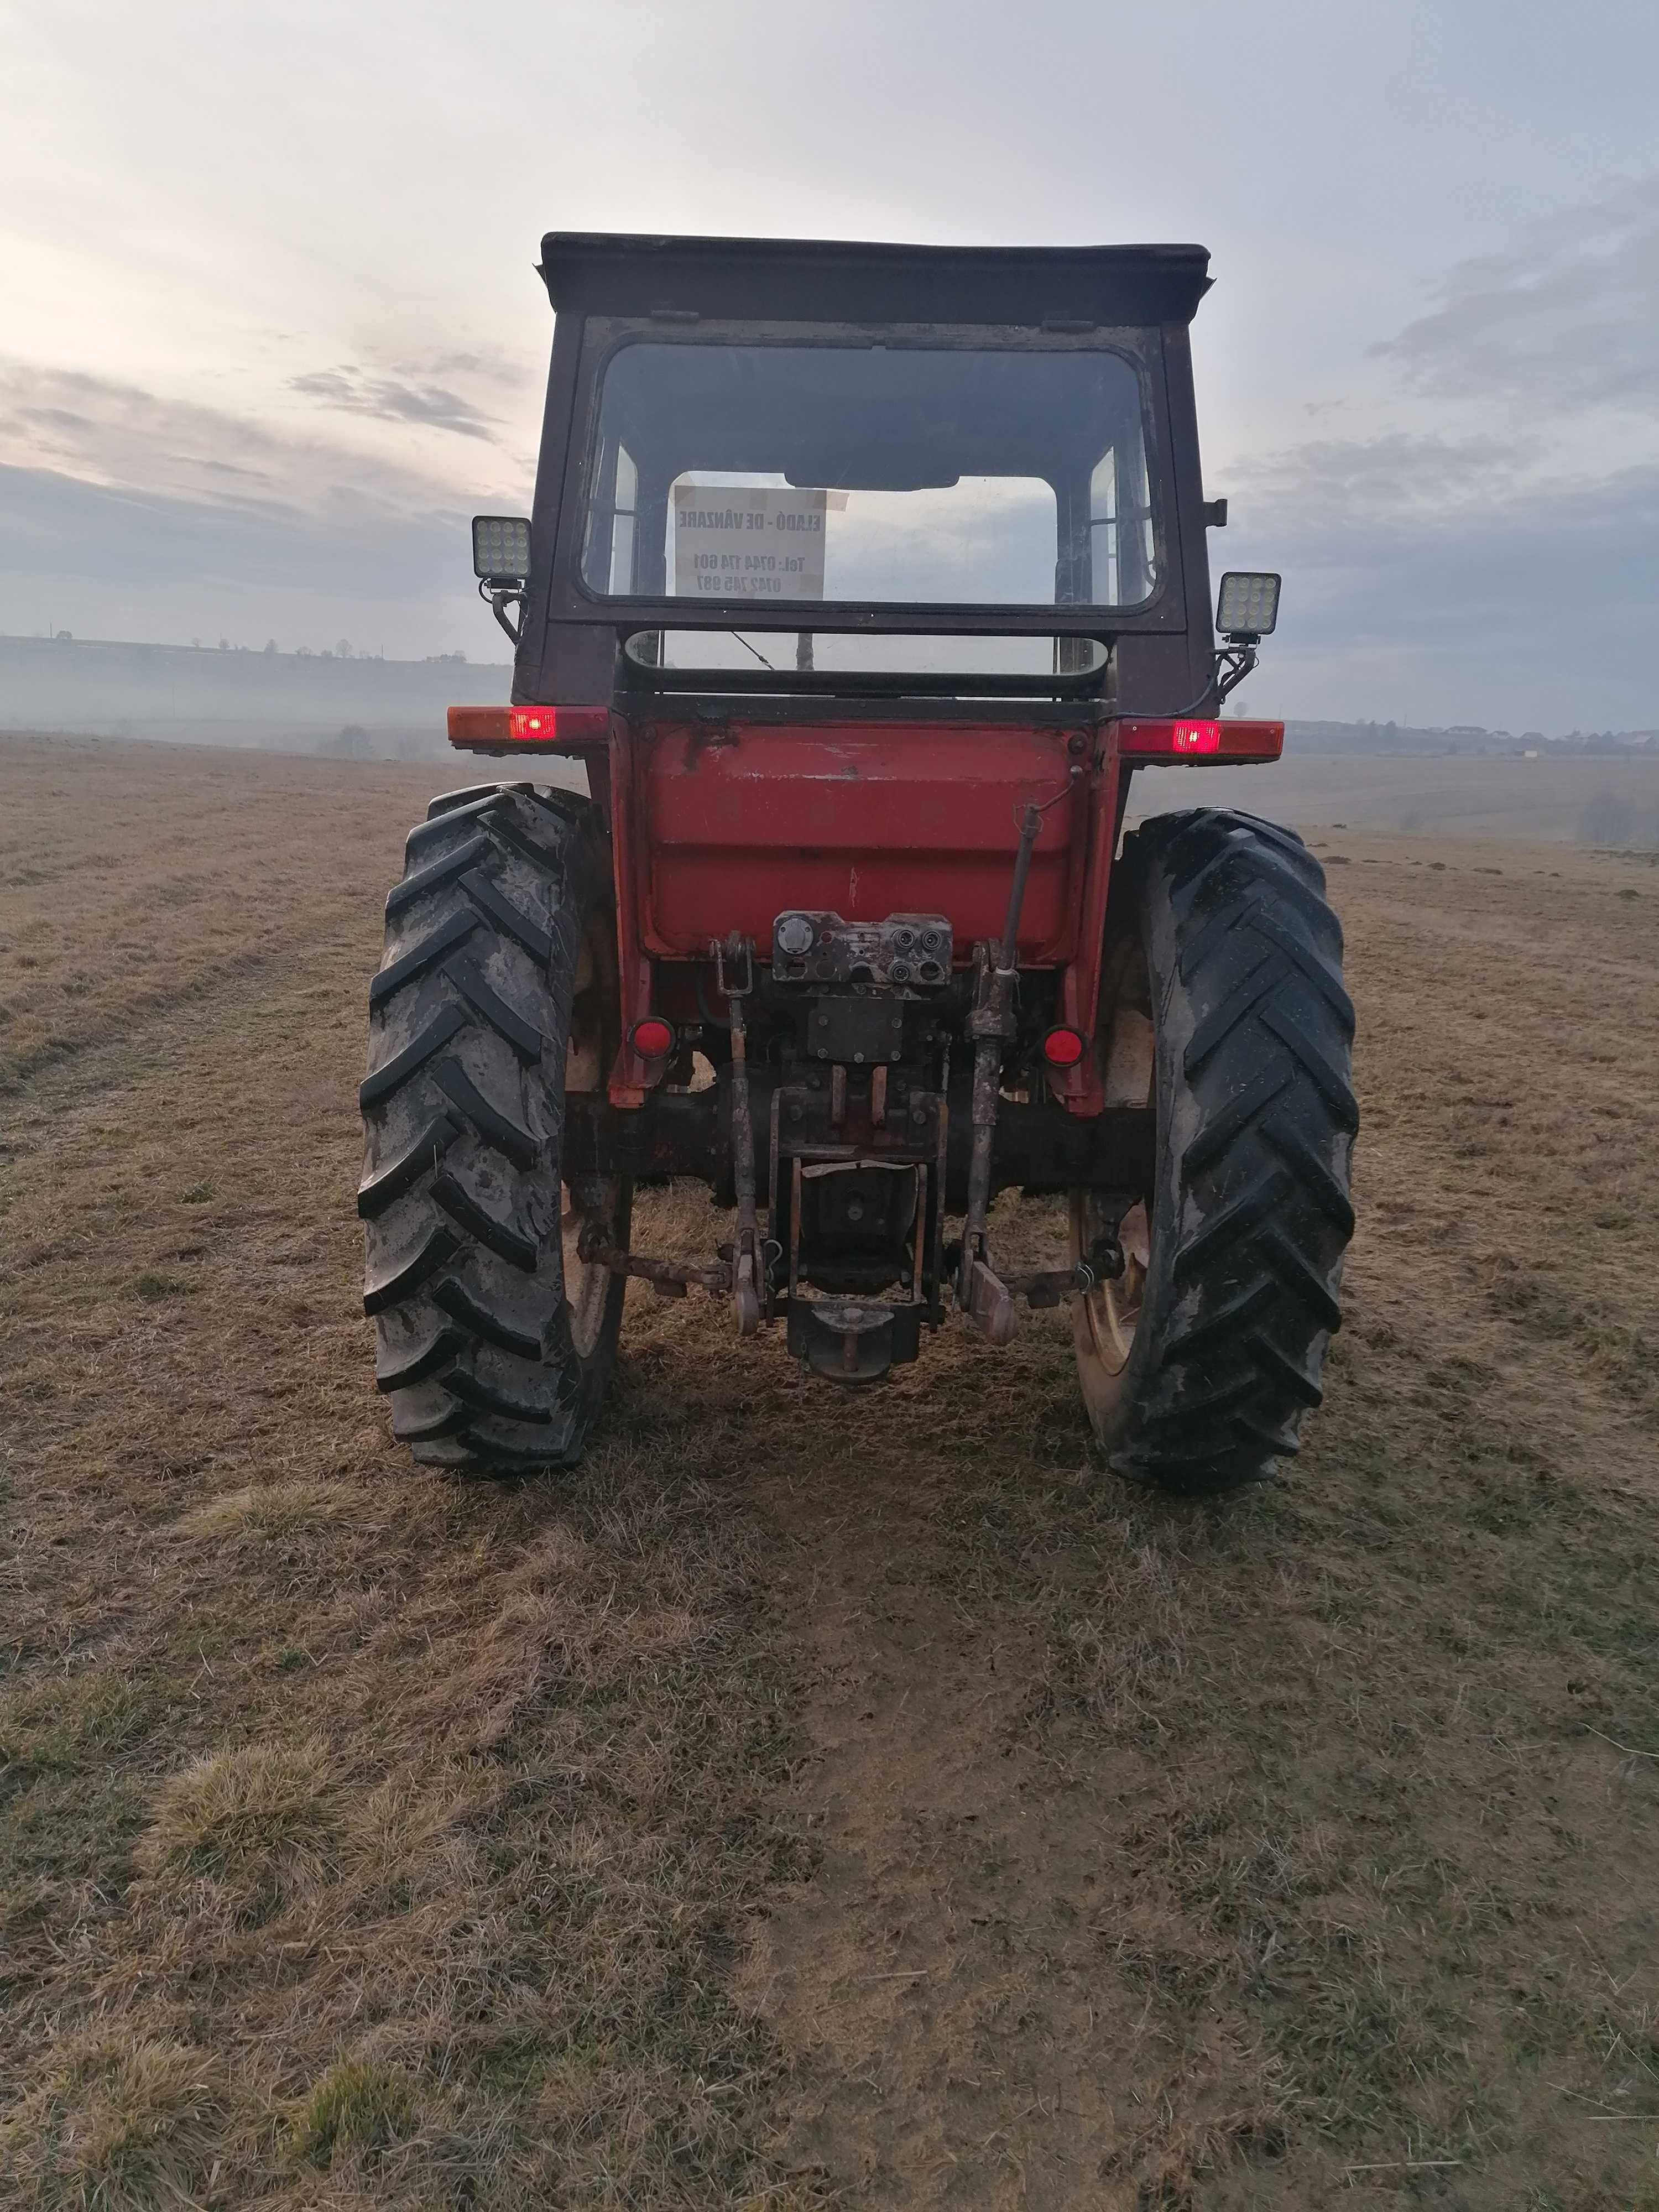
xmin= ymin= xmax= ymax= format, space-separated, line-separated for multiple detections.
xmin=581 ymin=340 xmax=1159 ymax=612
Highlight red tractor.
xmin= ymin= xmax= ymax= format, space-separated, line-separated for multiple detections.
xmin=359 ymin=234 xmax=1355 ymax=1494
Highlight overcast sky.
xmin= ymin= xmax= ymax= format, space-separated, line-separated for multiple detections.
xmin=1 ymin=0 xmax=1654 ymax=729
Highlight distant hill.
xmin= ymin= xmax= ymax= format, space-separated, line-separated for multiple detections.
xmin=1284 ymin=718 xmax=1658 ymax=757
xmin=0 ymin=634 xmax=512 ymax=758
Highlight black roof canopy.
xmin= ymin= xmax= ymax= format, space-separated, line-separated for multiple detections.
xmin=537 ymin=232 xmax=1213 ymax=328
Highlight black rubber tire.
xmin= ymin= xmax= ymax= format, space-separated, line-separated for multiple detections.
xmin=1073 ymin=807 xmax=1357 ymax=1494
xmin=358 ymin=782 xmax=629 ymax=1472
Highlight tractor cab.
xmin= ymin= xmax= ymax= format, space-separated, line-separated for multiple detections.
xmin=462 ymin=232 xmax=1271 ymax=713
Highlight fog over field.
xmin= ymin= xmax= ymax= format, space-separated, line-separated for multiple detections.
xmin=6 ymin=634 xmax=1657 ymax=844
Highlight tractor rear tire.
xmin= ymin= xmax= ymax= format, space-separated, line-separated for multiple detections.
xmin=1071 ymin=807 xmax=1357 ymax=1495
xmin=358 ymin=782 xmax=629 ymax=1472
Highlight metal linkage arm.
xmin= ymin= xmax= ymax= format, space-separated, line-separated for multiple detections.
xmin=712 ymin=934 xmax=764 ymax=1336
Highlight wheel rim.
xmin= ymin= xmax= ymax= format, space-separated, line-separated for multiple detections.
xmin=561 ymin=1191 xmax=615 ymax=1359
xmin=1071 ymin=928 xmax=1157 ymax=1436
xmin=561 ymin=927 xmax=619 ymax=1360
xmin=1072 ymin=1192 xmax=1150 ymax=1376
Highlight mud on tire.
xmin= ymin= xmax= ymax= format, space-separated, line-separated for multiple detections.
xmin=1073 ymin=807 xmax=1357 ymax=1495
xmin=359 ymin=782 xmax=628 ymax=1471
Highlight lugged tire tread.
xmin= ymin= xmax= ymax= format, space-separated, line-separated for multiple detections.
xmin=458 ymin=868 xmax=554 ymax=964
xmin=359 ymin=1005 xmax=469 ymax=1112
xmin=356 ymin=1113 xmax=458 ymax=1219
xmin=430 ymin=1167 xmax=540 ymax=1271
xmin=384 ymin=833 xmax=494 ymax=919
xmin=1182 ymin=951 xmax=1287 ymax=1077
xmin=1180 ymin=1056 xmax=1294 ymax=1176
xmin=404 ymin=792 xmax=513 ymax=860
xmin=1171 ymin=1164 xmax=1292 ymax=1282
xmin=446 ymin=1369 xmax=559 ymax=1426
xmin=484 ymin=811 xmax=571 ymax=876
xmin=362 ymin=782 xmax=628 ymax=1475
xmin=1259 ymin=1000 xmax=1361 ymax=1126
xmin=440 ymin=952 xmax=548 ymax=1063
xmin=1259 ymin=1225 xmax=1345 ymax=1334
xmin=363 ymin=1225 xmax=459 ymax=1315
xmin=432 ymin=1056 xmax=539 ymax=1170
xmin=426 ymin=782 xmax=523 ymax=821
xmin=1155 ymin=1277 xmax=1277 ymax=1364
xmin=1087 ymin=807 xmax=1357 ymax=1495
xmin=375 ymin=1325 xmax=462 ymax=1393
xmin=432 ymin=1276 xmax=547 ymax=1360
xmin=1243 ymin=905 xmax=1356 ymax=1032
xmin=393 ymin=1397 xmax=471 ymax=1444
xmin=368 ymin=910 xmax=477 ymax=1010
xmin=1261 ymin=1112 xmax=1358 ymax=1236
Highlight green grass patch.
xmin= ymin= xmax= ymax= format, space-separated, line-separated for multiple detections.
xmin=0 ymin=1672 xmax=149 ymax=1773
xmin=289 ymin=2059 xmax=418 ymax=2168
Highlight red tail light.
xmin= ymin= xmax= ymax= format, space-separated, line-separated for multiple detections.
xmin=1041 ymin=1026 xmax=1087 ymax=1068
xmin=447 ymin=705 xmax=612 ymax=749
xmin=1115 ymin=717 xmax=1283 ymax=761
xmin=509 ymin=708 xmax=556 ymax=740
xmin=1174 ymin=720 xmax=1221 ymax=753
xmin=628 ymin=1016 xmax=675 ymax=1060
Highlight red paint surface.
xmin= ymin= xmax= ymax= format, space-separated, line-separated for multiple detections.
xmin=635 ymin=721 xmax=1088 ymax=961
xmin=602 ymin=715 xmax=1125 ymax=1114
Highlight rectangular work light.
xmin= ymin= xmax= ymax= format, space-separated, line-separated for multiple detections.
xmin=472 ymin=514 xmax=531 ymax=582
xmin=1215 ymin=571 xmax=1281 ymax=640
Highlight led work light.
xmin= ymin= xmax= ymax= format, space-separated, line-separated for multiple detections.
xmin=1215 ymin=571 xmax=1281 ymax=640
xmin=472 ymin=514 xmax=531 ymax=582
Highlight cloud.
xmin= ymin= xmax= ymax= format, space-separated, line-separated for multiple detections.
xmin=0 ymin=359 xmax=515 ymax=520
xmin=288 ymin=367 xmax=502 ymax=440
xmin=418 ymin=348 xmax=535 ymax=389
xmin=1233 ymin=428 xmax=1519 ymax=528
xmin=1210 ymin=178 xmax=1659 ymax=724
xmin=1379 ymin=174 xmax=1659 ymax=409
xmin=0 ymin=362 xmax=505 ymax=655
xmin=1219 ymin=451 xmax=1659 ymax=726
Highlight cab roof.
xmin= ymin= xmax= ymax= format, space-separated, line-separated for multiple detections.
xmin=537 ymin=232 xmax=1213 ymax=327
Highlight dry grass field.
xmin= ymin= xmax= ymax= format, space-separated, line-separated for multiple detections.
xmin=1135 ymin=747 xmax=1659 ymax=844
xmin=2 ymin=730 xmax=1657 ymax=2211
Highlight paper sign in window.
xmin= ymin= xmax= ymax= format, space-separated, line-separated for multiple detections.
xmin=672 ymin=484 xmax=828 ymax=600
